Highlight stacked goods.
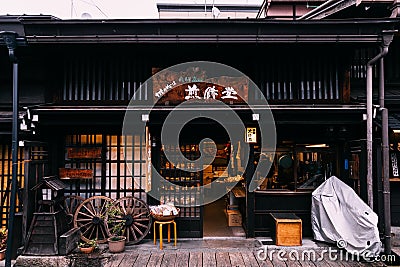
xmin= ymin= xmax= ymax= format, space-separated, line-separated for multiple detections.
xmin=150 ymin=203 xmax=179 ymax=221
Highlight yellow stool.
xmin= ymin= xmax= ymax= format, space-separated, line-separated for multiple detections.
xmin=153 ymin=220 xmax=177 ymax=250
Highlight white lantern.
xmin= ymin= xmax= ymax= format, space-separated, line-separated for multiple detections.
xmin=42 ymin=188 xmax=52 ymax=200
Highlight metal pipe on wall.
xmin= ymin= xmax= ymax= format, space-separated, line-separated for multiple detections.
xmin=366 ymin=47 xmax=388 ymax=208
xmin=382 ymin=107 xmax=391 ymax=254
xmin=6 ymin=61 xmax=18 ymax=267
xmin=0 ymin=31 xmax=19 ymax=267
xmin=379 ymin=44 xmax=392 ymax=255
xmin=366 ymin=31 xmax=394 ymax=255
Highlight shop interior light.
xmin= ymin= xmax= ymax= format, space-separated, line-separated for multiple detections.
xmin=393 ymin=129 xmax=400 ymax=133
xmin=305 ymin=144 xmax=329 ymax=148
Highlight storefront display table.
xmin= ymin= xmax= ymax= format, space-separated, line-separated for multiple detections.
xmin=270 ymin=213 xmax=302 ymax=246
xmin=153 ymin=220 xmax=177 ymax=250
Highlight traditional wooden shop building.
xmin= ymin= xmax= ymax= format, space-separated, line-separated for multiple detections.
xmin=0 ymin=15 xmax=399 ymax=250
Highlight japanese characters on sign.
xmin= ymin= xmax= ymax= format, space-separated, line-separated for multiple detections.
xmin=154 ymin=82 xmax=242 ymax=104
xmin=245 ymin=127 xmax=257 ymax=143
xmin=152 ymin=67 xmax=248 ymax=105
xmin=155 ymin=81 xmax=177 ymax=98
xmin=182 ymin=84 xmax=239 ymax=101
xmin=221 ymin=87 xmax=238 ymax=100
xmin=59 ymin=168 xmax=94 ymax=179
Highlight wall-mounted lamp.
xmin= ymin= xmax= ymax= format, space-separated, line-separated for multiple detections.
xmin=339 ymin=126 xmax=348 ymax=133
xmin=373 ymin=105 xmax=380 ymax=119
xmin=142 ymin=114 xmax=149 ymax=122
xmin=252 ymin=113 xmax=259 ymax=121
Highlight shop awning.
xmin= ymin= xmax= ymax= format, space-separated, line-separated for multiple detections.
xmin=32 ymin=104 xmax=366 ymax=112
xmin=32 ymin=104 xmax=366 ymax=127
xmin=14 ymin=17 xmax=399 ymax=44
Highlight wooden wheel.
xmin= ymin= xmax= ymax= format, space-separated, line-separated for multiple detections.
xmin=105 ymin=196 xmax=152 ymax=245
xmin=61 ymin=195 xmax=85 ymax=225
xmin=73 ymin=195 xmax=113 ymax=244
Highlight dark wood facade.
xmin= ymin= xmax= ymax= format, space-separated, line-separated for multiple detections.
xmin=0 ymin=16 xmax=399 ymax=243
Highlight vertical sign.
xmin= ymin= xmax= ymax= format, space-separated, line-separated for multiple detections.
xmin=245 ymin=127 xmax=257 ymax=143
xmin=145 ymin=127 xmax=152 ymax=192
xmin=391 ymin=152 xmax=399 ymax=177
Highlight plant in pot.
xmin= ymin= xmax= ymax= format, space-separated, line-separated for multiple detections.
xmin=77 ymin=238 xmax=98 ymax=254
xmin=106 ymin=203 xmax=126 ymax=253
xmin=0 ymin=228 xmax=7 ymax=261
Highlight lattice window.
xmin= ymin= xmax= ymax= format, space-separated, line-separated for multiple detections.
xmin=64 ymin=134 xmax=147 ymax=202
xmin=0 ymin=144 xmax=24 ymax=228
xmin=254 ymin=57 xmax=343 ymax=102
xmin=62 ymin=58 xmax=149 ymax=102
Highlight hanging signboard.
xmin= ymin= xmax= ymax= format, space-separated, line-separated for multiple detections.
xmin=145 ymin=127 xmax=152 ymax=192
xmin=245 ymin=127 xmax=257 ymax=143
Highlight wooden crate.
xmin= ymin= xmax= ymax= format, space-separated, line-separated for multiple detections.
xmin=227 ymin=210 xmax=242 ymax=227
xmin=270 ymin=213 xmax=302 ymax=246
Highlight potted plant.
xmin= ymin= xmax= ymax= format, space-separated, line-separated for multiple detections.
xmin=106 ymin=203 xmax=126 ymax=253
xmin=0 ymin=228 xmax=7 ymax=261
xmin=77 ymin=238 xmax=98 ymax=254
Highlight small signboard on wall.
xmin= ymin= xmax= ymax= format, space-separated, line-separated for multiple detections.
xmin=67 ymin=147 xmax=101 ymax=159
xmin=391 ymin=152 xmax=399 ymax=177
xmin=59 ymin=168 xmax=94 ymax=179
xmin=245 ymin=127 xmax=257 ymax=143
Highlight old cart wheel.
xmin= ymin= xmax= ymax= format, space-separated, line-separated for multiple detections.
xmin=105 ymin=196 xmax=152 ymax=245
xmin=74 ymin=195 xmax=113 ymax=244
xmin=62 ymin=195 xmax=85 ymax=225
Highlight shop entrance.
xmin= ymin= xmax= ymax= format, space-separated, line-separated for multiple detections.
xmin=203 ymin=196 xmax=246 ymax=238
xmin=152 ymin=118 xmax=246 ymax=238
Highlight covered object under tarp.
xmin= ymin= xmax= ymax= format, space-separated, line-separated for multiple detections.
xmin=311 ymin=176 xmax=381 ymax=256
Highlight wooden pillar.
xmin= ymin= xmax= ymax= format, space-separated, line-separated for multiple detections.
xmin=22 ymin=146 xmax=31 ymax=242
xmin=359 ymin=139 xmax=368 ymax=203
xmin=245 ymin=144 xmax=255 ymax=238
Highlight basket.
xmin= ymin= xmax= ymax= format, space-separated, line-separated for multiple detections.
xmin=150 ymin=208 xmax=180 ymax=221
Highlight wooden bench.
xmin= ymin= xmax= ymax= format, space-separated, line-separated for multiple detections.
xmin=270 ymin=213 xmax=302 ymax=246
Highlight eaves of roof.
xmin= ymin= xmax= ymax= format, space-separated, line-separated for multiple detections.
xmin=14 ymin=18 xmax=399 ymax=44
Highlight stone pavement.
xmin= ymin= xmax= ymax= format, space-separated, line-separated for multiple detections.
xmin=390 ymin=226 xmax=400 ymax=265
xmin=11 ymin=237 xmax=395 ymax=267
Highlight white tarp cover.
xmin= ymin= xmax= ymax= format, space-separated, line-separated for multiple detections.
xmin=311 ymin=176 xmax=381 ymax=256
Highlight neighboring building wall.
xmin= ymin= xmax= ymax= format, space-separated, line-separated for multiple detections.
xmin=258 ymin=0 xmax=325 ymax=19
xmin=157 ymin=4 xmax=260 ymax=18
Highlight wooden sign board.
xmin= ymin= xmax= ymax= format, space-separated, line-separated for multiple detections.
xmin=245 ymin=127 xmax=257 ymax=143
xmin=67 ymin=147 xmax=101 ymax=159
xmin=155 ymin=82 xmax=247 ymax=105
xmin=152 ymin=67 xmax=249 ymax=105
xmin=59 ymin=168 xmax=94 ymax=179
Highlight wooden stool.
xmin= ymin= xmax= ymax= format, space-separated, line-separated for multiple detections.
xmin=153 ymin=220 xmax=177 ymax=250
